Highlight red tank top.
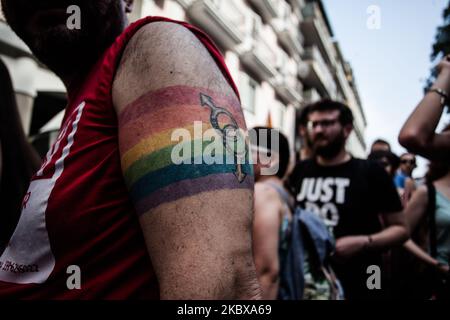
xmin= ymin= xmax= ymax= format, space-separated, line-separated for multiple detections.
xmin=0 ymin=16 xmax=239 ymax=299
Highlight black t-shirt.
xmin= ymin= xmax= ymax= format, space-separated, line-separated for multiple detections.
xmin=288 ymin=157 xmax=403 ymax=299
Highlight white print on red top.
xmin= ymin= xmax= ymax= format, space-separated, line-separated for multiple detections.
xmin=0 ymin=102 xmax=86 ymax=284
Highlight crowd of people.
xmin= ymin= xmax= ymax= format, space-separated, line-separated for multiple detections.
xmin=0 ymin=0 xmax=449 ymax=300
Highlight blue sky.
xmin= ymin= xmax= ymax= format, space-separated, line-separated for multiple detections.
xmin=322 ymin=0 xmax=450 ymax=177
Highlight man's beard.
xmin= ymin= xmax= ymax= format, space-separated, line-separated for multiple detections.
xmin=312 ymin=132 xmax=346 ymax=159
xmin=3 ymin=0 xmax=125 ymax=79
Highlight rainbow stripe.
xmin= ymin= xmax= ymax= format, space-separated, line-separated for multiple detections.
xmin=118 ymin=86 xmax=253 ymax=215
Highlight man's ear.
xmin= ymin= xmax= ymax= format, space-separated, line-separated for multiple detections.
xmin=124 ymin=0 xmax=134 ymax=14
xmin=343 ymin=124 xmax=353 ymax=139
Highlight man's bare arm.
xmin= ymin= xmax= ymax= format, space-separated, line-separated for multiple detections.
xmin=112 ymin=22 xmax=261 ymax=299
xmin=335 ymin=211 xmax=408 ymax=259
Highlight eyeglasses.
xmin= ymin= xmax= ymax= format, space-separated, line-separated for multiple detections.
xmin=400 ymin=159 xmax=416 ymax=165
xmin=307 ymin=119 xmax=339 ymax=130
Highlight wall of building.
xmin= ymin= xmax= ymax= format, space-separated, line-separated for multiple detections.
xmin=129 ymin=0 xmax=367 ymax=158
xmin=0 ymin=0 xmax=367 ymax=159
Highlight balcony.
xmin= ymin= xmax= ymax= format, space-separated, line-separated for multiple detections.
xmin=303 ymin=46 xmax=336 ymax=98
xmin=174 ymin=0 xmax=194 ymax=9
xmin=334 ymin=64 xmax=346 ymax=94
xmin=272 ymin=3 xmax=304 ymax=56
xmin=301 ymin=1 xmax=336 ymax=67
xmin=187 ymin=0 xmax=245 ymax=51
xmin=239 ymin=16 xmax=278 ymax=81
xmin=274 ymin=75 xmax=303 ymax=105
xmin=274 ymin=52 xmax=303 ymax=104
xmin=297 ymin=59 xmax=310 ymax=79
xmin=248 ymin=0 xmax=280 ymax=22
xmin=288 ymin=0 xmax=306 ymax=21
xmin=240 ymin=40 xmax=278 ymax=81
xmin=303 ymin=88 xmax=321 ymax=104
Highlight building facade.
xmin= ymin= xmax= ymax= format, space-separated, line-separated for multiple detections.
xmin=0 ymin=0 xmax=367 ymax=159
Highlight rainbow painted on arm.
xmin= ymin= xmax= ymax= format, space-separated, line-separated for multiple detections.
xmin=118 ymin=86 xmax=254 ymax=216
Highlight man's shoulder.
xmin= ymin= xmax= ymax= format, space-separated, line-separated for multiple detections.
xmin=118 ymin=20 xmax=198 ymax=76
xmin=296 ymin=157 xmax=371 ymax=173
xmin=112 ymin=19 xmax=235 ymax=111
xmin=128 ymin=20 xmax=192 ymax=49
xmin=295 ymin=158 xmax=316 ymax=169
xmin=290 ymin=159 xmax=316 ymax=176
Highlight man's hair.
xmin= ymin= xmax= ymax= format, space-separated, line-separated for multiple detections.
xmin=400 ymin=152 xmax=416 ymax=162
xmin=301 ymin=99 xmax=354 ymax=127
xmin=252 ymin=127 xmax=291 ymax=179
xmin=372 ymin=139 xmax=391 ymax=148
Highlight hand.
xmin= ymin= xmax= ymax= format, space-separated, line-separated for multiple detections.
xmin=334 ymin=236 xmax=369 ymax=261
xmin=434 ymin=55 xmax=450 ymax=92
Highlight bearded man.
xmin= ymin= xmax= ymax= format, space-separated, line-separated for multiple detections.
xmin=288 ymin=99 xmax=408 ymax=300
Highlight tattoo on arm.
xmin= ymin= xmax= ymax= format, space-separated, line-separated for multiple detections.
xmin=118 ymin=86 xmax=253 ymax=216
xmin=200 ymin=93 xmax=248 ymax=183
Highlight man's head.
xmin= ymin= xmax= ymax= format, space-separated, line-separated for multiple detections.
xmin=302 ymin=99 xmax=354 ymax=160
xmin=1 ymin=0 xmax=134 ymax=79
xmin=368 ymin=150 xmax=400 ymax=179
xmin=399 ymin=152 xmax=417 ymax=176
xmin=251 ymin=127 xmax=291 ymax=181
xmin=371 ymin=139 xmax=391 ymax=153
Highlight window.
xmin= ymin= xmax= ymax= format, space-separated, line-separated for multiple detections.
xmin=239 ymin=73 xmax=257 ymax=114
